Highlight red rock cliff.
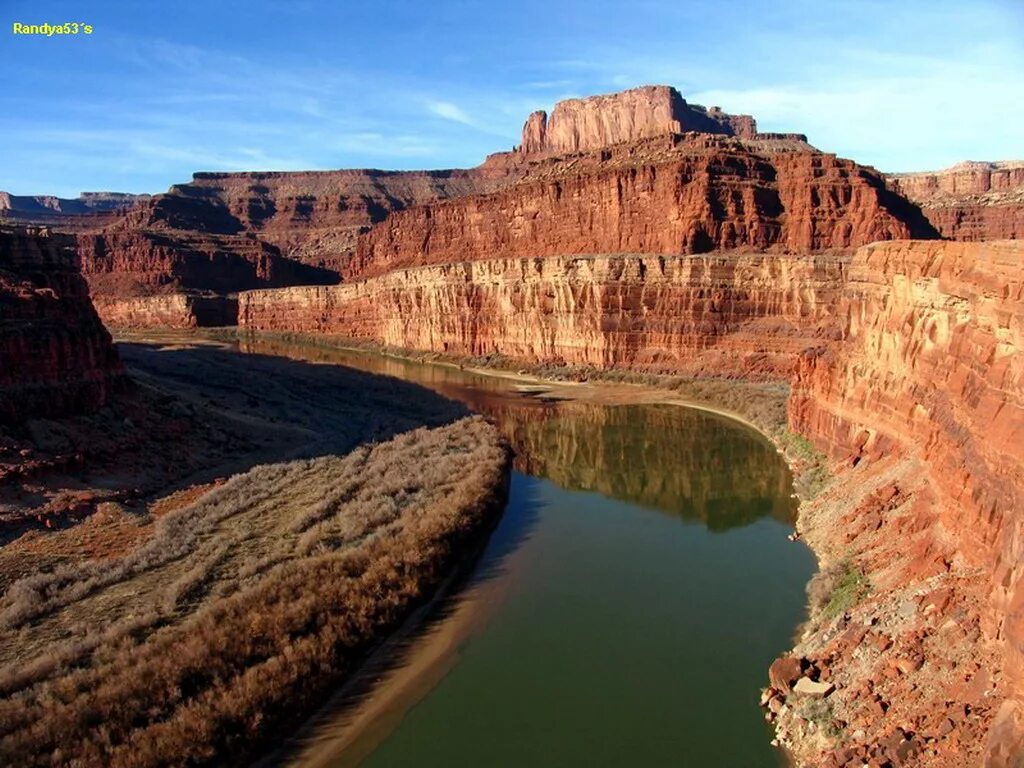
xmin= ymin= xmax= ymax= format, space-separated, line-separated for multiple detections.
xmin=0 ymin=226 xmax=123 ymax=423
xmin=788 ymin=240 xmax=1024 ymax=766
xmin=348 ymin=133 xmax=936 ymax=280
xmin=887 ymin=162 xmax=1024 ymax=241
xmin=240 ymin=251 xmax=845 ymax=380
xmin=76 ymin=229 xmax=336 ymax=298
xmin=94 ymin=167 xmax=513 ymax=276
xmin=73 ymin=166 xmax=517 ymax=327
xmin=516 ymin=85 xmax=804 ymax=154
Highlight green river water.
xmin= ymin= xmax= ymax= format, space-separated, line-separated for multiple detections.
xmin=232 ymin=340 xmax=816 ymax=768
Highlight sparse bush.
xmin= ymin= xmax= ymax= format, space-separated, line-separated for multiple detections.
xmin=778 ymin=430 xmax=831 ymax=499
xmin=796 ymin=696 xmax=844 ymax=739
xmin=809 ymin=558 xmax=870 ymax=620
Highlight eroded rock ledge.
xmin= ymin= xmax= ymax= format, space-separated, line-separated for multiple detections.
xmin=887 ymin=162 xmax=1024 ymax=241
xmin=240 ymin=252 xmax=846 ymax=381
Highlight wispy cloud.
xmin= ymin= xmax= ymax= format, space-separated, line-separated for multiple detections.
xmin=426 ymin=100 xmax=476 ymax=126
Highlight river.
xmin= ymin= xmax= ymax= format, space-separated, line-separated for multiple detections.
xmin=224 ymin=338 xmax=816 ymax=768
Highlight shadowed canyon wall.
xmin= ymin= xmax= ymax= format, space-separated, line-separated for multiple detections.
xmin=0 ymin=227 xmax=123 ymax=423
xmin=73 ymin=168 xmax=519 ymax=326
xmin=91 ymin=293 xmax=239 ymax=330
xmin=119 ymin=168 xmax=514 ymax=268
xmin=76 ymin=229 xmax=337 ymax=299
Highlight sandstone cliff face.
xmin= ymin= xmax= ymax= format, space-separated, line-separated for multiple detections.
xmin=516 ymin=85 xmax=805 ymax=155
xmin=76 ymin=229 xmax=337 ymax=298
xmin=91 ymin=293 xmax=239 ymax=329
xmin=112 ymin=168 xmax=513 ymax=271
xmin=787 ymin=240 xmax=1024 ymax=765
xmin=348 ymin=134 xmax=935 ymax=280
xmin=240 ymin=252 xmax=845 ymax=380
xmin=71 ymin=166 xmax=517 ymax=327
xmin=0 ymin=227 xmax=123 ymax=423
xmin=887 ymin=162 xmax=1024 ymax=240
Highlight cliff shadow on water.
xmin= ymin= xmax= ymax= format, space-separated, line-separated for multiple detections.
xmin=116 ymin=341 xmax=475 ymax=461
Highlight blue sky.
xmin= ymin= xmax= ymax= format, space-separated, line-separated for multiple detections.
xmin=2 ymin=0 xmax=1022 ymax=196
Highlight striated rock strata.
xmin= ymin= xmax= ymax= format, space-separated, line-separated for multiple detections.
xmin=349 ymin=133 xmax=936 ymax=280
xmin=781 ymin=240 xmax=1024 ymax=767
xmin=515 ymin=85 xmax=807 ymax=155
xmin=241 ymin=252 xmax=845 ymax=380
xmin=76 ymin=229 xmax=336 ymax=298
xmin=91 ymin=293 xmax=239 ymax=329
xmin=887 ymin=162 xmax=1024 ymax=241
xmin=0 ymin=226 xmax=123 ymax=423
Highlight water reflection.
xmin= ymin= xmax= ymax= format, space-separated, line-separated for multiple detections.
xmin=233 ymin=335 xmax=794 ymax=531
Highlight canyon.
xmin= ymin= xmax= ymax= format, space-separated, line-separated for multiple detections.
xmin=230 ymin=88 xmax=1023 ymax=767
xmin=3 ymin=83 xmax=1022 ymax=767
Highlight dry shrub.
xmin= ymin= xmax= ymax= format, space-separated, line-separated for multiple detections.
xmin=0 ymin=416 xmax=507 ymax=767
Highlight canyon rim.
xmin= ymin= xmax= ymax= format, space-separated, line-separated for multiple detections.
xmin=2 ymin=4 xmax=1023 ymax=766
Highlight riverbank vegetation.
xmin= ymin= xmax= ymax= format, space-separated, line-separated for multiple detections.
xmin=809 ymin=557 xmax=872 ymax=620
xmin=0 ymin=417 xmax=507 ymax=767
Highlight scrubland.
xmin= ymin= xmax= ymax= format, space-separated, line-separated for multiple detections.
xmin=0 ymin=416 xmax=507 ymax=767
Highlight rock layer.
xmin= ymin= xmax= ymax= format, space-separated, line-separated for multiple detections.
xmin=787 ymin=240 xmax=1024 ymax=766
xmin=516 ymin=85 xmax=806 ymax=154
xmin=99 ymin=167 xmax=514 ymax=274
xmin=76 ymin=230 xmax=337 ymax=298
xmin=0 ymin=226 xmax=123 ymax=423
xmin=348 ymin=133 xmax=936 ymax=280
xmin=92 ymin=293 xmax=239 ymax=329
xmin=887 ymin=162 xmax=1024 ymax=240
xmin=240 ymin=252 xmax=845 ymax=380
